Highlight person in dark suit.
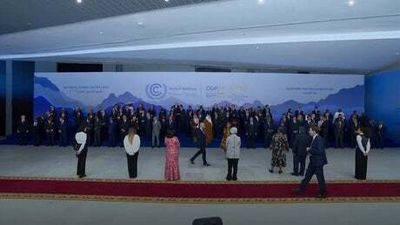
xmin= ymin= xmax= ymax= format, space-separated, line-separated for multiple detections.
xmin=190 ymin=122 xmax=210 ymax=166
xmin=166 ymin=115 xmax=176 ymax=132
xmin=294 ymin=125 xmax=328 ymax=198
xmin=119 ymin=115 xmax=130 ymax=147
xmin=108 ymin=117 xmax=117 ymax=147
xmin=291 ymin=126 xmax=311 ymax=176
xmin=58 ymin=117 xmax=68 ymax=147
xmin=319 ymin=116 xmax=329 ymax=148
xmin=73 ymin=108 xmax=84 ymax=132
xmin=84 ymin=118 xmax=93 ymax=146
xmin=289 ymin=116 xmax=299 ymax=148
xmin=16 ymin=115 xmax=30 ymax=145
xmin=45 ymin=117 xmax=55 ymax=146
xmin=93 ymin=116 xmax=102 ymax=147
xmin=245 ymin=117 xmax=257 ymax=149
xmin=349 ymin=113 xmax=360 ymax=148
xmin=32 ymin=118 xmax=41 ymax=146
xmin=375 ymin=122 xmax=385 ymax=149
xmin=334 ymin=115 xmax=345 ymax=148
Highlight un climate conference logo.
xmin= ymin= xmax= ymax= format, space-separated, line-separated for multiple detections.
xmin=146 ymin=83 xmax=167 ymax=100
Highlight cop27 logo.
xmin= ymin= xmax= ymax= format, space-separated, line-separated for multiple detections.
xmin=146 ymin=83 xmax=167 ymax=100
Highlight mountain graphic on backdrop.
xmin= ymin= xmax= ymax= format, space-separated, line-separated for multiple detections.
xmin=34 ymin=76 xmax=60 ymax=92
xmin=34 ymin=76 xmax=87 ymax=110
xmin=34 ymin=76 xmax=364 ymax=118
xmin=99 ymin=92 xmax=143 ymax=109
xmin=269 ymin=85 xmax=365 ymax=115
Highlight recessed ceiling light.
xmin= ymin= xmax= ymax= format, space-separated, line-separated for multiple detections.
xmin=348 ymin=0 xmax=356 ymax=6
xmin=99 ymin=31 xmax=104 ymax=35
xmin=77 ymin=0 xmax=82 ymax=4
xmin=164 ymin=0 xmax=170 ymax=2
xmin=257 ymin=0 xmax=266 ymax=5
xmin=137 ymin=21 xmax=144 ymax=27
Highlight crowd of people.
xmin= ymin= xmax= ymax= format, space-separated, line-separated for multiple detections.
xmin=16 ymin=104 xmax=386 ymax=150
xmin=14 ymin=103 xmax=383 ymax=198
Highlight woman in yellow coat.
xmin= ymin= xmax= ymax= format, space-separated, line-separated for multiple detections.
xmin=220 ymin=121 xmax=231 ymax=152
xmin=204 ymin=114 xmax=214 ymax=145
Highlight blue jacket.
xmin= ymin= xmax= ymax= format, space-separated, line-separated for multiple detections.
xmin=309 ymin=135 xmax=328 ymax=167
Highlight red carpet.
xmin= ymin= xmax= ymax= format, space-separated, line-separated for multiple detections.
xmin=1 ymin=177 xmax=400 ymax=203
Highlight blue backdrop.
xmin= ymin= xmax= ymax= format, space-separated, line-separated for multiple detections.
xmin=366 ymin=69 xmax=400 ymax=146
xmin=34 ymin=72 xmax=365 ymax=121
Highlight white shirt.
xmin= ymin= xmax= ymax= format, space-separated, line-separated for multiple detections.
xmin=333 ymin=112 xmax=345 ymax=124
xmin=75 ymin=132 xmax=87 ymax=154
xmin=356 ymin=135 xmax=371 ymax=154
xmin=124 ymin=134 xmax=141 ymax=155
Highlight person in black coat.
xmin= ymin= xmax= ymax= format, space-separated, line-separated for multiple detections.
xmin=291 ymin=126 xmax=311 ymax=176
xmin=245 ymin=117 xmax=257 ymax=149
xmin=85 ymin=118 xmax=94 ymax=146
xmin=16 ymin=115 xmax=30 ymax=145
xmin=289 ymin=116 xmax=299 ymax=148
xmin=319 ymin=116 xmax=330 ymax=148
xmin=190 ymin=122 xmax=210 ymax=166
xmin=93 ymin=116 xmax=102 ymax=147
xmin=32 ymin=118 xmax=41 ymax=146
xmin=58 ymin=117 xmax=68 ymax=147
xmin=294 ymin=125 xmax=328 ymax=198
xmin=375 ymin=122 xmax=385 ymax=149
xmin=263 ymin=117 xmax=274 ymax=148
xmin=349 ymin=114 xmax=360 ymax=148
xmin=119 ymin=115 xmax=131 ymax=147
xmin=144 ymin=112 xmax=152 ymax=142
xmin=73 ymin=108 xmax=84 ymax=132
xmin=334 ymin=115 xmax=345 ymax=148
xmin=108 ymin=117 xmax=117 ymax=147
xmin=44 ymin=118 xmax=55 ymax=146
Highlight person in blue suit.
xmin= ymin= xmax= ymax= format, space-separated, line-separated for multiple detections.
xmin=294 ymin=125 xmax=328 ymax=198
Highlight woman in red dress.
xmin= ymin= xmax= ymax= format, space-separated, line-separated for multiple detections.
xmin=164 ymin=129 xmax=181 ymax=181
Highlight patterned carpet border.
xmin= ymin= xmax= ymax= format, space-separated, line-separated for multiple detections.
xmin=2 ymin=176 xmax=400 ymax=184
xmin=2 ymin=193 xmax=400 ymax=204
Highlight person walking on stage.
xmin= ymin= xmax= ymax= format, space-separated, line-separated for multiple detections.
xmin=164 ymin=129 xmax=180 ymax=181
xmin=75 ymin=126 xmax=89 ymax=178
xmin=294 ymin=125 xmax=328 ymax=198
xmin=226 ymin=127 xmax=241 ymax=181
xmin=291 ymin=126 xmax=310 ymax=176
xmin=123 ymin=128 xmax=141 ymax=178
xmin=355 ymin=127 xmax=371 ymax=180
xmin=190 ymin=122 xmax=210 ymax=166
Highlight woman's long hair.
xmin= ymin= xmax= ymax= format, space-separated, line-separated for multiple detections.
xmin=360 ymin=127 xmax=371 ymax=139
xmin=128 ymin=128 xmax=137 ymax=144
xmin=166 ymin=129 xmax=176 ymax=139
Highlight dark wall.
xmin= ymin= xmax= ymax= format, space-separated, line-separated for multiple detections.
xmin=57 ymin=63 xmax=103 ymax=72
xmin=12 ymin=61 xmax=34 ymax=132
xmin=0 ymin=61 xmax=5 ymax=136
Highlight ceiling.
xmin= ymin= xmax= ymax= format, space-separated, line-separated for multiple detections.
xmin=1 ymin=0 xmax=400 ymax=74
xmin=0 ymin=0 xmax=220 ymax=34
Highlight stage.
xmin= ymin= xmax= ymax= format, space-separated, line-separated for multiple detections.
xmin=1 ymin=146 xmax=400 ymax=225
xmin=0 ymin=146 xmax=399 ymax=181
